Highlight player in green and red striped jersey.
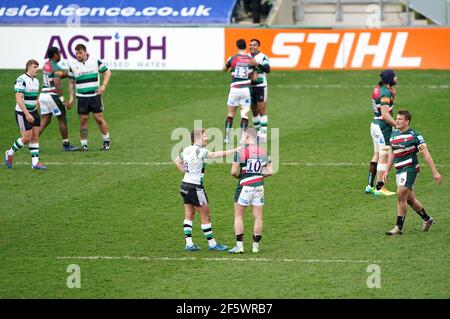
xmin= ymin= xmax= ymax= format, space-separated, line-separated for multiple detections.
xmin=38 ymin=47 xmax=78 ymax=151
xmin=223 ymin=39 xmax=257 ymax=144
xmin=229 ymin=128 xmax=272 ymax=253
xmin=383 ymin=110 xmax=442 ymax=235
xmin=365 ymin=69 xmax=397 ymax=196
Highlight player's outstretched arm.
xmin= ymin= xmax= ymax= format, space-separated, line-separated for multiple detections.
xmin=420 ymin=146 xmax=442 ymax=184
xmin=174 ymin=156 xmax=185 ymax=173
xmin=207 ymin=147 xmax=240 ymax=159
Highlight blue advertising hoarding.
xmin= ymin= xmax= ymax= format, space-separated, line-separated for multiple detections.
xmin=0 ymin=0 xmax=237 ymax=24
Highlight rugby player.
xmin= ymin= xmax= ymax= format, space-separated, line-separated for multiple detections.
xmin=365 ymin=69 xmax=397 ymax=196
xmin=223 ymin=39 xmax=257 ymax=144
xmin=4 ymin=60 xmax=47 ymax=170
xmin=383 ymin=110 xmax=442 ymax=235
xmin=174 ymin=129 xmax=241 ymax=251
xmin=228 ymin=128 xmax=272 ymax=253
xmin=249 ymin=39 xmax=270 ymax=141
xmin=68 ymin=44 xmax=111 ymax=152
xmin=38 ymin=47 xmax=78 ymax=151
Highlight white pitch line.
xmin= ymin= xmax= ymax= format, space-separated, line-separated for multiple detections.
xmin=129 ymin=84 xmax=450 ymax=89
xmin=57 ymin=256 xmax=380 ymax=264
xmin=12 ymin=161 xmax=450 ymax=167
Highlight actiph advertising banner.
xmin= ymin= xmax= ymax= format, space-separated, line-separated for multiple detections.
xmin=0 ymin=0 xmax=237 ymax=24
xmin=0 ymin=27 xmax=224 ymax=70
xmin=225 ymin=28 xmax=450 ymax=70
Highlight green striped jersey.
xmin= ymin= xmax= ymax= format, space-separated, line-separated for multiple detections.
xmin=180 ymin=144 xmax=209 ymax=185
xmin=225 ymin=54 xmax=255 ymax=88
xmin=68 ymin=56 xmax=108 ymax=97
xmin=234 ymin=145 xmax=269 ymax=187
xmin=390 ymin=128 xmax=426 ymax=172
xmin=371 ymin=85 xmax=394 ymax=129
xmin=42 ymin=60 xmax=62 ymax=95
xmin=251 ymin=52 xmax=269 ymax=87
xmin=14 ymin=73 xmax=39 ymax=112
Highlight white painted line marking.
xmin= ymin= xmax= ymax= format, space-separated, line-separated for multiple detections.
xmin=57 ymin=255 xmax=381 ymax=264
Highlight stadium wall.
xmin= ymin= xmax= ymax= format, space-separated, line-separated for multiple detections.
xmin=0 ymin=27 xmax=450 ymax=70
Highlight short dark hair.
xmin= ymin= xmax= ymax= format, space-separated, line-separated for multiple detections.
xmin=236 ymin=39 xmax=246 ymax=50
xmin=74 ymin=43 xmax=87 ymax=52
xmin=47 ymin=47 xmax=60 ymax=59
xmin=191 ymin=128 xmax=205 ymax=144
xmin=250 ymin=39 xmax=260 ymax=46
xmin=397 ymin=109 xmax=411 ymax=122
xmin=25 ymin=59 xmax=39 ymax=72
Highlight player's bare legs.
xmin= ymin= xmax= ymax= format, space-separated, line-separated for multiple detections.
xmin=386 ymin=186 xmax=408 ymax=235
xmin=79 ymin=114 xmax=89 ymax=151
xmin=406 ymin=189 xmax=435 ymax=231
xmin=93 ymin=112 xmax=110 ymax=150
xmin=252 ymin=205 xmax=263 ymax=252
xmin=38 ymin=114 xmax=52 ymax=136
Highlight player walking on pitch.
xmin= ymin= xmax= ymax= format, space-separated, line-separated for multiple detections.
xmin=38 ymin=47 xmax=78 ymax=151
xmin=4 ymin=60 xmax=47 ymax=170
xmin=383 ymin=110 xmax=442 ymax=235
xmin=174 ymin=129 xmax=241 ymax=251
xmin=365 ymin=69 xmax=397 ymax=196
xmin=229 ymin=128 xmax=272 ymax=253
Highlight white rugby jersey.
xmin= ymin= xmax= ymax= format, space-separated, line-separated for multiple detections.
xmin=14 ymin=73 xmax=39 ymax=112
xmin=252 ymin=52 xmax=269 ymax=87
xmin=68 ymin=55 xmax=108 ymax=97
xmin=180 ymin=144 xmax=209 ymax=185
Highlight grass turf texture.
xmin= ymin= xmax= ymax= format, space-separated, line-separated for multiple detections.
xmin=0 ymin=70 xmax=449 ymax=298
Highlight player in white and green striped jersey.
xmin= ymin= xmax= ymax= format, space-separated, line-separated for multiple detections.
xmin=4 ymin=60 xmax=47 ymax=170
xmin=68 ymin=44 xmax=111 ymax=152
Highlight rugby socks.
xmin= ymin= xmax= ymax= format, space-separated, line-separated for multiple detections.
xmin=183 ymin=219 xmax=193 ymax=247
xmin=376 ymin=181 xmax=384 ymax=191
xmin=396 ymin=216 xmax=406 ymax=230
xmin=368 ymin=162 xmax=378 ymax=187
xmin=201 ymin=223 xmax=217 ymax=248
xmin=253 ymin=234 xmax=262 ymax=243
xmin=225 ymin=116 xmax=233 ymax=138
xmin=236 ymin=234 xmax=244 ymax=249
xmin=29 ymin=143 xmax=39 ymax=166
xmin=7 ymin=138 xmax=24 ymax=156
xmin=253 ymin=115 xmax=261 ymax=131
xmin=240 ymin=118 xmax=249 ymax=130
xmin=102 ymin=133 xmax=110 ymax=142
xmin=415 ymin=208 xmax=431 ymax=222
xmin=260 ymin=115 xmax=268 ymax=135
xmin=80 ymin=139 xmax=88 ymax=148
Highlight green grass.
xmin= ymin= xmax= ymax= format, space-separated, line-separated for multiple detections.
xmin=0 ymin=70 xmax=449 ymax=298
